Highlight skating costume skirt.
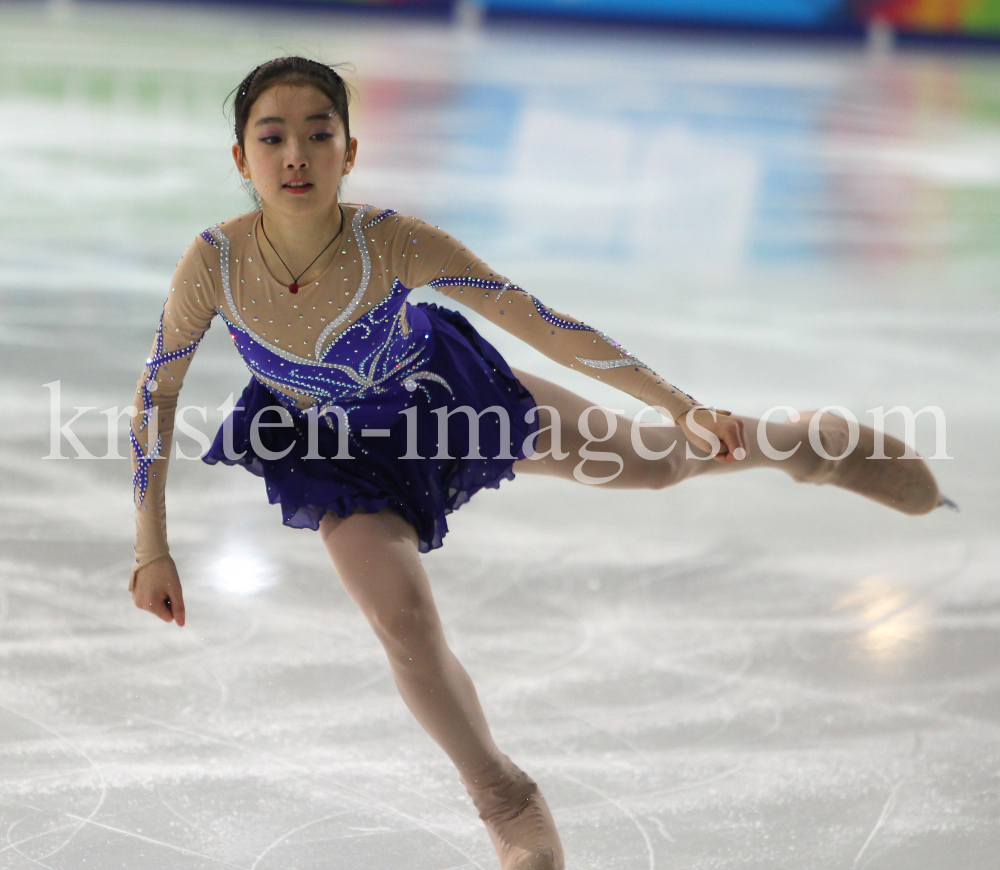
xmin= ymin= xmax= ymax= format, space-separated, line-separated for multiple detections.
xmin=202 ymin=302 xmax=539 ymax=553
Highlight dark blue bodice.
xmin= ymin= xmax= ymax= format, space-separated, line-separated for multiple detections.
xmin=222 ymin=279 xmax=436 ymax=410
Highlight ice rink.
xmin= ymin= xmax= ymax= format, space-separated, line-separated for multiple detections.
xmin=1 ymin=1 xmax=999 ymax=867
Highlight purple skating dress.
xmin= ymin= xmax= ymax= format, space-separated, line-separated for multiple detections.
xmin=129 ymin=204 xmax=701 ymax=587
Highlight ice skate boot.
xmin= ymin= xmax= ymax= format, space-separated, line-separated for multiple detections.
xmin=795 ymin=410 xmax=954 ymax=515
xmin=462 ymin=756 xmax=564 ymax=870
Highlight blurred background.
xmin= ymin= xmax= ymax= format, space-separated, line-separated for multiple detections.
xmin=1 ymin=2 xmax=998 ymax=868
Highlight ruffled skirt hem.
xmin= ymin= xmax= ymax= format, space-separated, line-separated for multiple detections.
xmin=202 ymin=442 xmax=519 ymax=553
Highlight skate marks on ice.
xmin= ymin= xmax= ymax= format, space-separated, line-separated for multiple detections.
xmin=2 ymin=1 xmax=1000 ymax=868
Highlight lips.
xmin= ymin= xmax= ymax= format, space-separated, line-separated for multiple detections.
xmin=283 ymin=181 xmax=313 ymax=193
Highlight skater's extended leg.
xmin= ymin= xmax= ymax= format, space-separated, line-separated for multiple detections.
xmin=320 ymin=508 xmax=564 ymax=869
xmin=509 ymin=368 xmax=821 ymax=487
xmin=510 ymin=368 xmax=941 ymax=513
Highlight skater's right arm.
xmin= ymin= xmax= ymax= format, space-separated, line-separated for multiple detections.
xmin=129 ymin=235 xmax=218 ymax=619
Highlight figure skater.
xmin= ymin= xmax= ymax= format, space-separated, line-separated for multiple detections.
xmin=128 ymin=57 xmax=949 ymax=870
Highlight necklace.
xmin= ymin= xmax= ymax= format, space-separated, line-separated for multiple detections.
xmin=259 ymin=205 xmax=344 ymax=294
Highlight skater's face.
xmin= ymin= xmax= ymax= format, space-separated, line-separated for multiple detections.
xmin=233 ymin=82 xmax=357 ymax=216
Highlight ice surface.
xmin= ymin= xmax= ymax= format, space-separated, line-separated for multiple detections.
xmin=0 ymin=2 xmax=998 ymax=868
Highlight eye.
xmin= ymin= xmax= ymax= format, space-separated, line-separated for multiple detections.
xmin=310 ymin=132 xmax=333 ymax=141
xmin=258 ymin=135 xmax=282 ymax=145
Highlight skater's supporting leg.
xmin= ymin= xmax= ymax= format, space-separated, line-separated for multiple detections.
xmin=320 ymin=508 xmax=564 ymax=869
xmin=319 ymin=508 xmax=504 ymax=779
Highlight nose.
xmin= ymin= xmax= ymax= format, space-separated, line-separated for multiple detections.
xmin=284 ymin=138 xmax=308 ymax=169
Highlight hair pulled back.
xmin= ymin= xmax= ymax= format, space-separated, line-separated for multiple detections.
xmin=231 ymin=56 xmax=352 ymax=155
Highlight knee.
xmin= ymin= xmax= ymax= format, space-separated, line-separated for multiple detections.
xmin=645 ymin=457 xmax=686 ymax=489
xmin=626 ymin=449 xmax=686 ymax=490
xmin=621 ymin=429 xmax=687 ymax=490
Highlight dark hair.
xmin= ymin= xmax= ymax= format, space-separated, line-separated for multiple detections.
xmin=230 ymin=56 xmax=352 ymax=159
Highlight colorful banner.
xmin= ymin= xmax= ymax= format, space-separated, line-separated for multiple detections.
xmin=862 ymin=0 xmax=1000 ymax=34
xmin=484 ymin=0 xmax=847 ymax=29
xmin=482 ymin=0 xmax=1000 ymax=35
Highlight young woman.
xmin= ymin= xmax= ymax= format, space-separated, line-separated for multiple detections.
xmin=128 ymin=57 xmax=949 ymax=870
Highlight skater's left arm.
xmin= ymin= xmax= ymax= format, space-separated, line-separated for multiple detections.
xmin=395 ymin=217 xmax=747 ymax=462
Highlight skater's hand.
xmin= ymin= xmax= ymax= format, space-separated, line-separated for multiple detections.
xmin=678 ymin=408 xmax=747 ymax=464
xmin=132 ymin=555 xmax=186 ymax=626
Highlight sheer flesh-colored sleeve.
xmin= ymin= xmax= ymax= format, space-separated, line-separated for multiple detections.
xmin=393 ymin=216 xmax=703 ymax=421
xmin=129 ymin=236 xmax=217 ymax=591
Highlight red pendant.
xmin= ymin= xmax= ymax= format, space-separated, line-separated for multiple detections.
xmin=288 ymin=282 xmax=299 ymax=294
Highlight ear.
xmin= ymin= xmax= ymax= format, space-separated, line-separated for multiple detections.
xmin=341 ymin=137 xmax=358 ymax=177
xmin=232 ymin=143 xmax=250 ymax=179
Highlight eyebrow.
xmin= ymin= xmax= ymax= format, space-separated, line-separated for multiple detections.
xmin=254 ymin=112 xmax=334 ymax=127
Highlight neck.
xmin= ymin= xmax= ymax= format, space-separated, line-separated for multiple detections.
xmin=258 ymin=201 xmax=345 ymax=272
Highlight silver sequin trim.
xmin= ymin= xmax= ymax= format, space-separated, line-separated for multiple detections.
xmin=575 ymin=356 xmax=647 ymax=370
xmin=314 ymin=206 xmax=372 ymax=359
xmin=402 ymin=370 xmax=454 ymax=394
xmin=494 ymin=281 xmax=516 ymax=302
xmin=579 ymin=325 xmax=652 ymax=371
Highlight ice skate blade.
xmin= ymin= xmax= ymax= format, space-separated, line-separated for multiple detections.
xmin=937 ymin=494 xmax=960 ymax=513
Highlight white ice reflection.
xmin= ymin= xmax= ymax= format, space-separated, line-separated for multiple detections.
xmin=506 ymin=105 xmax=759 ymax=281
xmin=210 ymin=549 xmax=275 ymax=595
xmin=836 ymin=574 xmax=931 ymax=658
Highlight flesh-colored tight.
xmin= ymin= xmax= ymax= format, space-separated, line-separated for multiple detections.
xmin=319 ymin=368 xmax=829 ymax=792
